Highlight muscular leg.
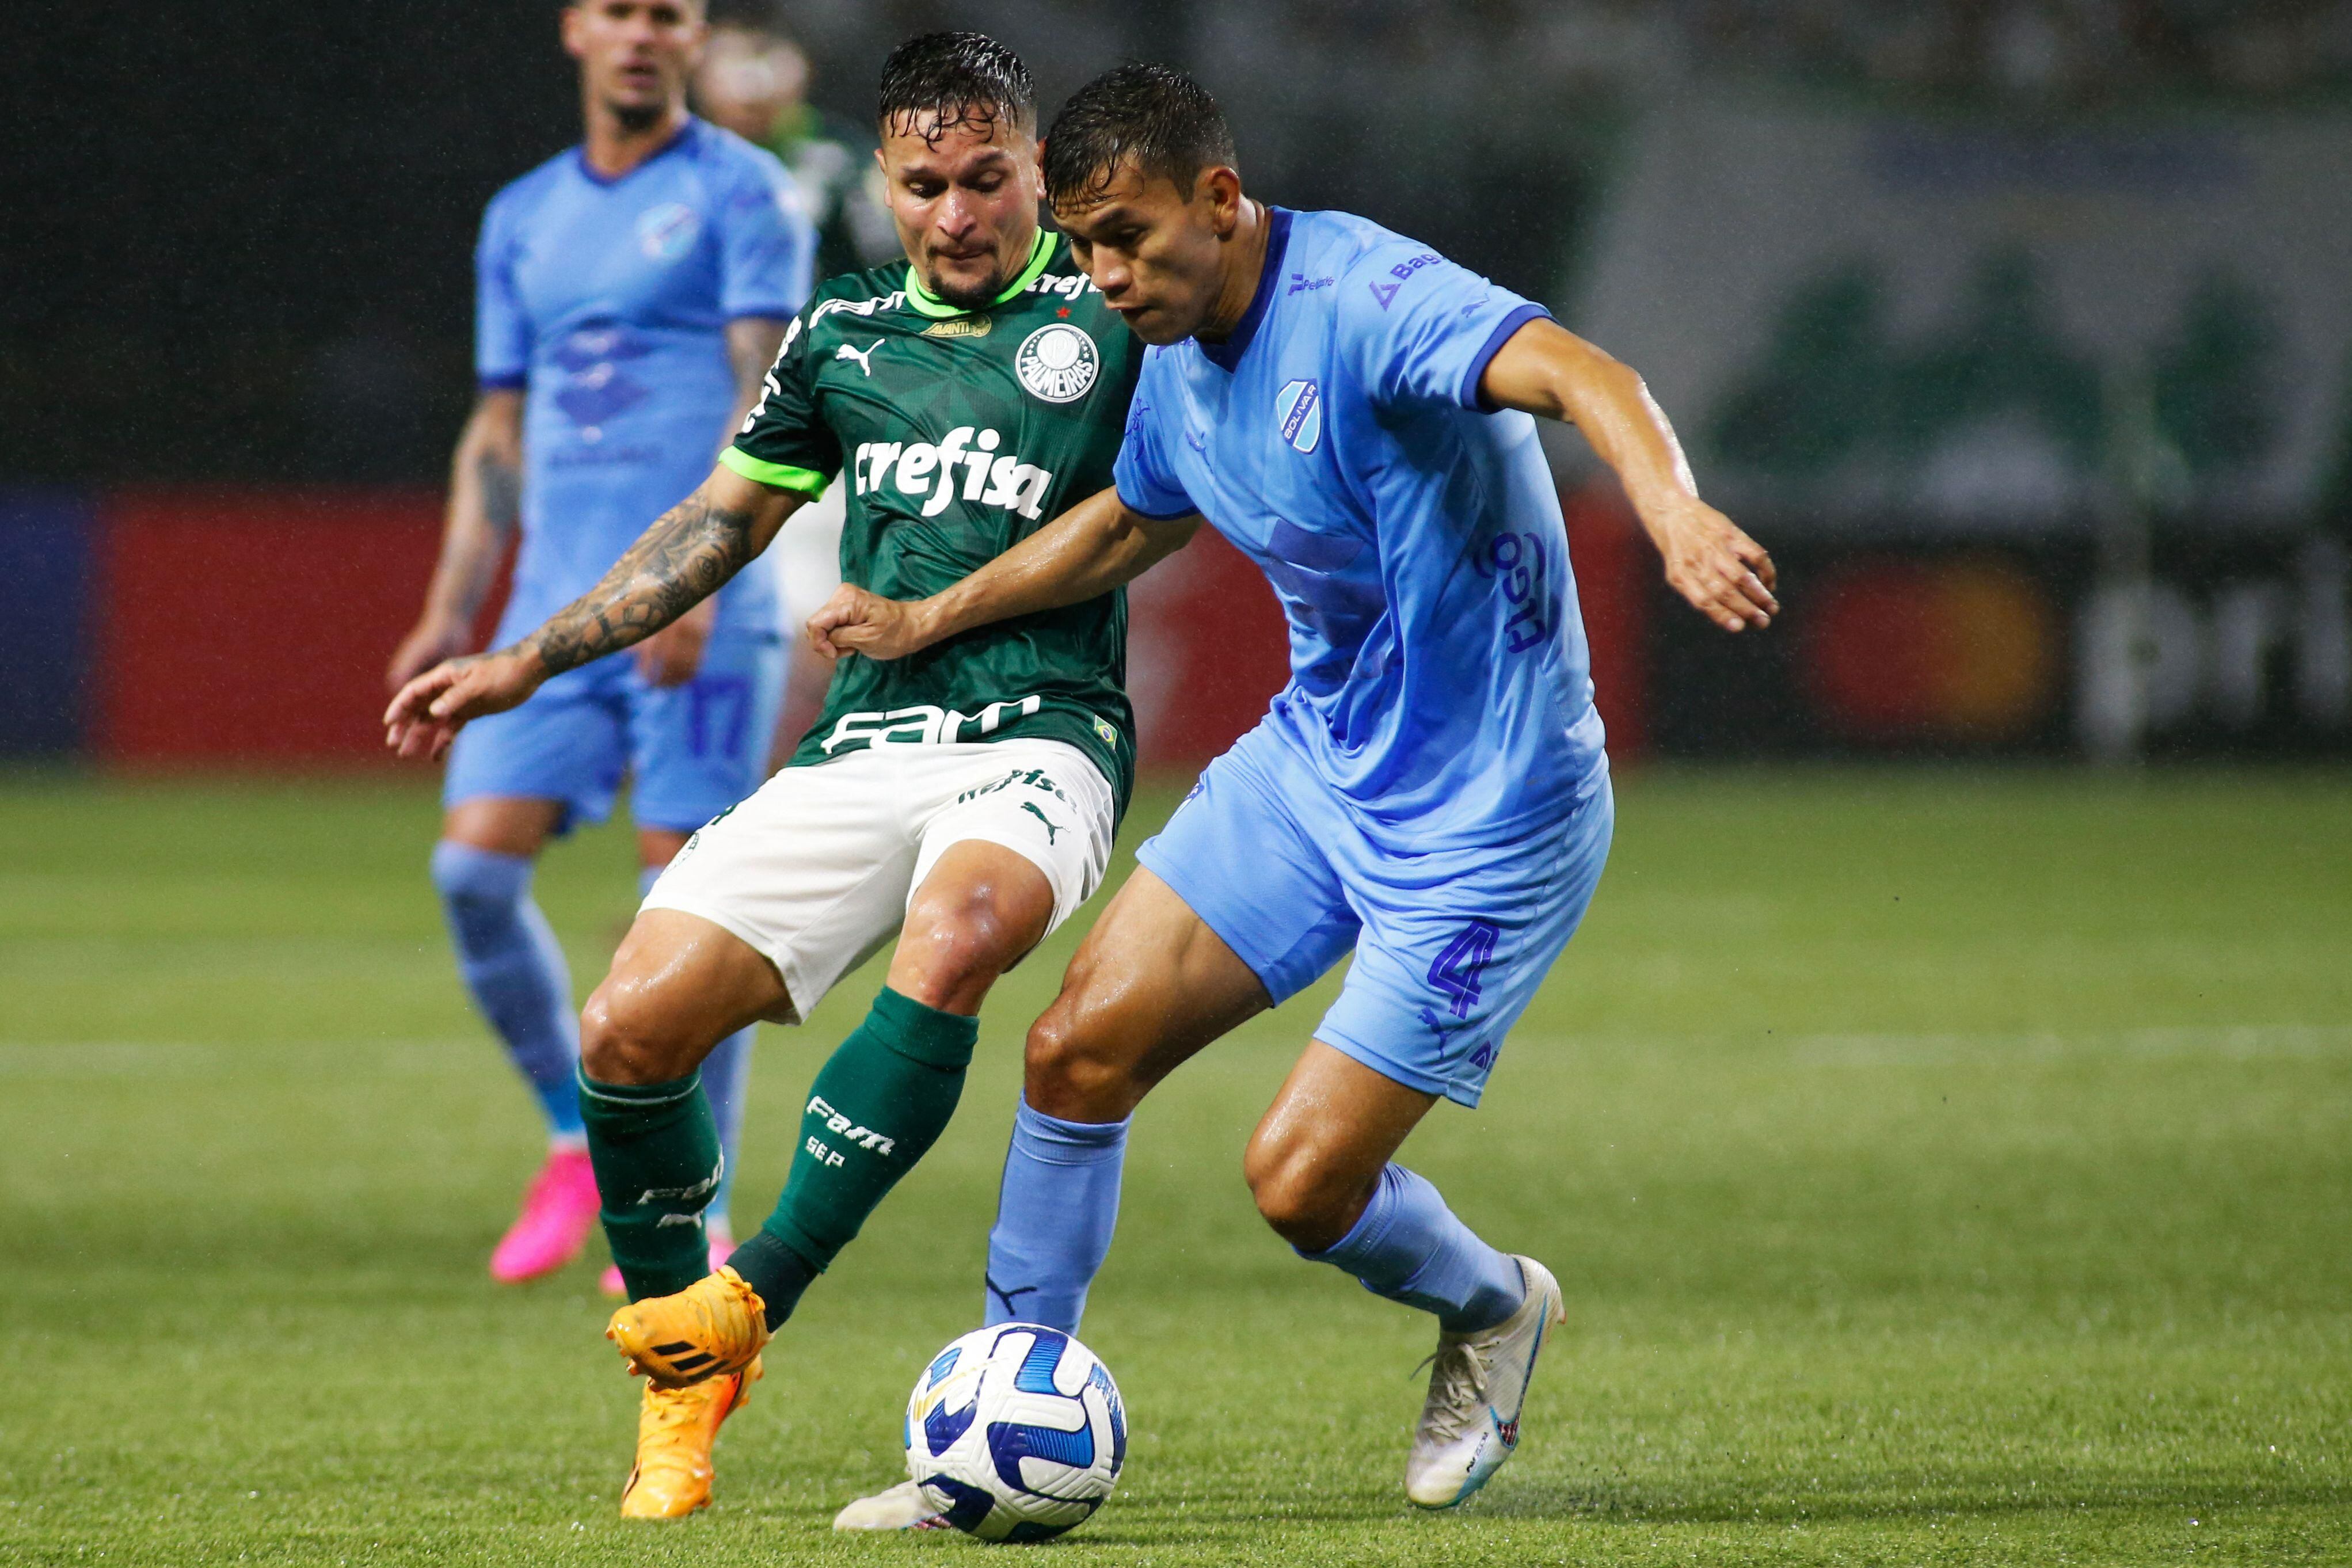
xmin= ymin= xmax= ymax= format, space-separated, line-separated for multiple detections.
xmin=578 ymin=910 xmax=786 ymax=1300
xmin=433 ymin=797 xmax=579 ymax=1138
xmin=983 ymin=868 xmax=1273 ymax=1331
xmin=724 ymin=842 xmax=1057 ymax=1329
xmin=1248 ymin=1042 xmax=1525 ymax=1333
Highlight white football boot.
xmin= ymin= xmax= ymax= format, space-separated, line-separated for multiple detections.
xmin=1403 ymin=1255 xmax=1567 ymax=1509
xmin=832 ymin=1479 xmax=948 ymax=1532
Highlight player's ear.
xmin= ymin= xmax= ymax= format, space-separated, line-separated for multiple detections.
xmin=560 ymin=1 xmax=588 ymax=61
xmin=1200 ymin=166 xmax=1244 ymax=237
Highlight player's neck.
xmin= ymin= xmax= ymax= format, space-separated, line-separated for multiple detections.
xmin=581 ymin=98 xmax=690 ymax=181
xmin=1197 ymin=199 xmax=1271 ymax=345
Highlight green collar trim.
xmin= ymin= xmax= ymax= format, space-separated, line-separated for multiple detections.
xmin=903 ymin=227 xmax=1056 ymax=319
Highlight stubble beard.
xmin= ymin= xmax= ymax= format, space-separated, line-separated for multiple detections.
xmin=608 ymin=97 xmax=668 ymax=135
xmin=922 ymin=255 xmax=1011 ymax=313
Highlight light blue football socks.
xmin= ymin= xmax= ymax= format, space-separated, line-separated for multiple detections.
xmin=1300 ymin=1163 xmax=1526 ymax=1333
xmin=982 ymin=1098 xmax=1131 ymax=1334
xmin=638 ymin=863 xmax=753 ymax=1225
xmin=432 ymin=841 xmax=583 ymax=1138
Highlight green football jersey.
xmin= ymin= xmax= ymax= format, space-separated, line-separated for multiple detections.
xmin=718 ymin=229 xmax=1142 ymax=815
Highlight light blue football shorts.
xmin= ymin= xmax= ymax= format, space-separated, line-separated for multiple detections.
xmin=443 ymin=632 xmax=785 ymax=834
xmin=1136 ymin=720 xmax=1612 ymax=1108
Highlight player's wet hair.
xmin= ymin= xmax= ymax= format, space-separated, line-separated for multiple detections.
xmin=1042 ymin=63 xmax=1236 ymax=209
xmin=876 ymin=31 xmax=1035 ymax=145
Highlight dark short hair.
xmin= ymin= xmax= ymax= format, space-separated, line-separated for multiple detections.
xmin=876 ymin=31 xmax=1034 ymax=143
xmin=1042 ymin=63 xmax=1236 ymax=208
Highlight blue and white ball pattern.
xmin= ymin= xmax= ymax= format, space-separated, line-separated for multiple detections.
xmin=903 ymin=1323 xmax=1127 ymax=1542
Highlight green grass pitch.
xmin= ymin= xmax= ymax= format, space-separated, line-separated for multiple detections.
xmin=2 ymin=767 xmax=2347 ymax=1565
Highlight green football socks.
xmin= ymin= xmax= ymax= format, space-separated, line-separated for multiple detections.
xmin=577 ymin=1068 xmax=722 ymax=1302
xmin=728 ymin=987 xmax=979 ymax=1329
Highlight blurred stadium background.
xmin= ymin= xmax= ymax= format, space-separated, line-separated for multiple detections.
xmin=11 ymin=0 xmax=2352 ymax=766
xmin=6 ymin=2 xmax=2350 ymax=1563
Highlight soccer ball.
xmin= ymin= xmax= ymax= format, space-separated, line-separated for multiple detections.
xmin=903 ymin=1322 xmax=1127 ymax=1542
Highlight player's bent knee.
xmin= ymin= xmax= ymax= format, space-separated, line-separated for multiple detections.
xmin=893 ymin=901 xmax=1025 ymax=1011
xmin=579 ymin=977 xmax=698 ymax=1086
xmin=1021 ymin=1008 xmax=1135 ymax=1121
xmin=1243 ymin=1139 xmax=1360 ymax=1251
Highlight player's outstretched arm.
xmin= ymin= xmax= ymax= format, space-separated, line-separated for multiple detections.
xmin=805 ymin=486 xmax=1197 ymax=664
xmin=1481 ymin=319 xmax=1778 ymax=633
xmin=387 ymin=391 xmax=524 ymax=690
xmin=384 ymin=465 xmax=803 ymax=759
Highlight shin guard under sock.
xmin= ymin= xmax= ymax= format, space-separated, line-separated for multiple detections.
xmin=640 ymin=863 xmax=751 ymax=1226
xmin=729 ymin=987 xmax=977 ymax=1329
xmin=577 ymin=1068 xmax=722 ymax=1301
xmin=981 ymin=1098 xmax=1129 ymax=1333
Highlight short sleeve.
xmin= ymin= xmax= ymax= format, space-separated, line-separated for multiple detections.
xmin=474 ymin=194 xmax=530 ymax=391
xmin=1336 ymin=241 xmax=1551 ymax=413
xmin=717 ymin=154 xmax=815 ymax=323
xmin=1111 ymin=379 xmax=1197 ymax=520
xmin=719 ymin=311 xmax=837 ymax=497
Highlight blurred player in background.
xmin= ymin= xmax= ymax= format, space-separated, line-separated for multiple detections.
xmin=386 ymin=0 xmax=811 ymax=1289
xmin=810 ymin=63 xmax=1778 ymax=1525
xmin=694 ymin=2 xmax=896 ymax=281
xmin=388 ymin=33 xmax=1145 ymax=1520
xmin=691 ymin=2 xmax=899 ymax=762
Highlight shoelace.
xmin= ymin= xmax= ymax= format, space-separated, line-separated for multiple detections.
xmin=1410 ymin=1337 xmax=1497 ymax=1443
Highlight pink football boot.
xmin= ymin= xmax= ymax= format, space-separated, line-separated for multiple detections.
xmin=600 ymin=1224 xmax=734 ymax=1299
xmin=489 ymin=1147 xmax=601 ymax=1283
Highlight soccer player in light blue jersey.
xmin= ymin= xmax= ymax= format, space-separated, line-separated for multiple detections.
xmin=812 ymin=63 xmax=1776 ymax=1523
xmin=385 ymin=0 xmax=811 ymax=1289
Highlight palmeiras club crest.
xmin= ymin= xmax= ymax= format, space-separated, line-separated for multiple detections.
xmin=1015 ymin=324 xmax=1099 ymax=404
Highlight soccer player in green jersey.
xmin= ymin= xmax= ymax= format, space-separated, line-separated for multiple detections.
xmin=386 ymin=32 xmax=1166 ymax=1520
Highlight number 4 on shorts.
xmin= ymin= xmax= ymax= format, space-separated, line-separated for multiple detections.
xmin=1427 ymin=919 xmax=1501 ymax=1019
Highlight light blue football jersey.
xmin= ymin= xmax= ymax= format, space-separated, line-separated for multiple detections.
xmin=475 ymin=117 xmax=812 ymax=645
xmin=1114 ymin=207 xmax=1605 ymax=848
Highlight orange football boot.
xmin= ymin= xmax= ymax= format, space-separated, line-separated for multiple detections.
xmin=619 ymin=1357 xmax=760 ymax=1519
xmin=606 ymin=1266 xmax=769 ymax=1387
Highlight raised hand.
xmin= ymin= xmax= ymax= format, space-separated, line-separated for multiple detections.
xmin=383 ymin=649 xmax=544 ymax=761
xmin=1646 ymin=494 xmax=1778 ymax=633
xmin=804 ymin=583 xmax=941 ymax=664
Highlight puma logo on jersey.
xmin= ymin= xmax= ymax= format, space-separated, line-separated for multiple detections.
xmin=836 ymin=340 xmax=880 ymax=375
xmin=805 ymin=1094 xmax=895 ymax=1157
xmin=1020 ymin=802 xmax=1064 ymax=843
xmin=851 ymin=425 xmax=1053 ymax=519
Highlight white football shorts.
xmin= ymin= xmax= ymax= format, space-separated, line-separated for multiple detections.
xmin=640 ymin=738 xmax=1116 ymax=1024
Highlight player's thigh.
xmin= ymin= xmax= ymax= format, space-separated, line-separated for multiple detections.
xmin=1024 ymin=865 xmax=1277 ymax=1121
xmin=1318 ymin=768 xmax=1616 ymax=1110
xmin=1244 ymin=1040 xmax=1440 ymax=1247
xmin=442 ymin=678 xmax=630 ymax=835
xmin=624 ymin=635 xmax=788 ymax=834
xmin=1130 ymin=726 xmax=1363 ymax=1011
xmin=583 ymin=909 xmax=788 ymax=1084
xmin=639 ymin=751 xmax=920 ymax=1025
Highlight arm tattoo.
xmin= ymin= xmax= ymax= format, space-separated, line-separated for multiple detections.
xmin=516 ymin=493 xmax=758 ymax=676
xmin=477 ymin=450 xmax=521 ymax=531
